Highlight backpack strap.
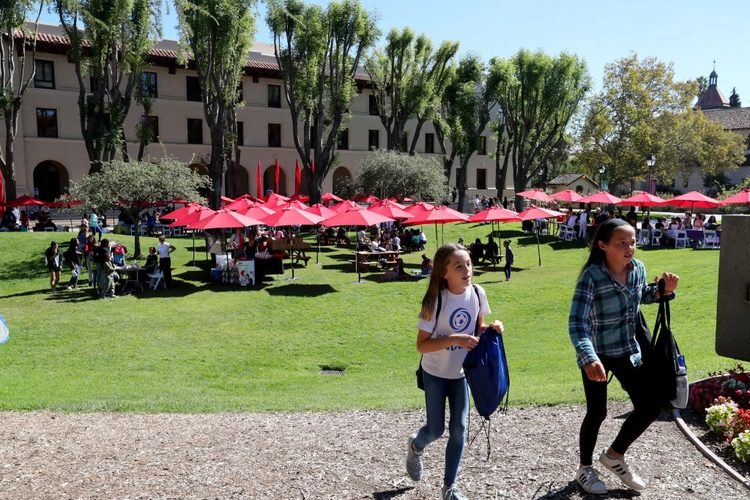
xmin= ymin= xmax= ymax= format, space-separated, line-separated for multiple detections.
xmin=473 ymin=284 xmax=482 ymax=336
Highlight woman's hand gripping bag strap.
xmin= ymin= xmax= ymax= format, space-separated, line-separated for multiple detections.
xmin=647 ymin=278 xmax=688 ymax=409
xmin=463 ymin=326 xmax=510 ymax=417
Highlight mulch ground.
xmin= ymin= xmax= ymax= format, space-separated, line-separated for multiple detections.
xmin=0 ymin=403 xmax=748 ymax=499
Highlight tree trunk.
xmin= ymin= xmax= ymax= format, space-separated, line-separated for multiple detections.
xmin=2 ymin=110 xmax=19 ymax=201
xmin=208 ymin=138 xmax=225 ymax=210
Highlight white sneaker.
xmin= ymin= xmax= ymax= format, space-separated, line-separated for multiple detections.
xmin=405 ymin=434 xmax=423 ymax=481
xmin=575 ymin=466 xmax=608 ymax=495
xmin=599 ymin=450 xmax=646 ymax=491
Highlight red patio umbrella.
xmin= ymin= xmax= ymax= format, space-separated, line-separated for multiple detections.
xmin=220 ymin=196 xmax=234 ymax=205
xmin=6 ymin=194 xmax=48 ymax=206
xmin=262 ymin=192 xmax=290 ymax=208
xmin=234 ymin=203 xmax=276 ymax=221
xmin=289 ymin=193 xmax=310 ymax=202
xmin=189 ymin=209 xmax=265 ymax=230
xmin=619 ymin=192 xmax=665 ymax=206
xmin=305 ymin=203 xmax=337 ymax=220
xmin=377 ymin=198 xmax=406 ymax=209
xmin=661 ymin=191 xmax=722 ymax=210
xmin=721 ymin=188 xmax=750 ymax=206
xmin=367 ymin=200 xmax=414 ymax=220
xmin=404 ymin=205 xmax=469 ymax=245
xmin=517 ymin=205 xmax=566 ymax=267
xmin=260 ymin=207 xmax=325 ymax=279
xmin=277 ymin=200 xmax=310 ymax=211
xmin=468 ymin=207 xmax=520 ymax=223
xmin=403 ymin=201 xmax=436 ymax=215
xmin=516 ymin=189 xmax=550 ymax=203
xmin=350 ymin=193 xmax=379 ymax=204
xmin=321 ymin=192 xmax=343 ymax=204
xmin=548 ymin=189 xmax=583 ymax=203
xmin=578 ymin=191 xmax=622 ymax=205
xmin=161 ymin=202 xmax=202 ymax=220
xmin=168 ymin=206 xmax=216 ymax=266
xmin=330 ymin=199 xmax=365 ymax=214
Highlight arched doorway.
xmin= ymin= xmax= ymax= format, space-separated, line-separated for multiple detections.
xmin=332 ymin=166 xmax=352 ymax=197
xmin=33 ymin=160 xmax=69 ymax=201
xmin=188 ymin=163 xmax=210 ymax=200
xmin=263 ymin=164 xmax=287 ymax=196
xmin=234 ymin=165 xmax=249 ymax=195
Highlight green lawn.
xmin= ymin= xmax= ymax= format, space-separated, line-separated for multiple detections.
xmin=0 ymin=223 xmax=737 ymax=413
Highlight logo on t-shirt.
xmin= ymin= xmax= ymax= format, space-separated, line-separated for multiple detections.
xmin=449 ymin=308 xmax=473 ymax=333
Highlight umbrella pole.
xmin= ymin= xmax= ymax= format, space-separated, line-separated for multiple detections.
xmin=316 ymin=225 xmax=320 ymax=265
xmin=536 ymin=231 xmax=542 ymax=266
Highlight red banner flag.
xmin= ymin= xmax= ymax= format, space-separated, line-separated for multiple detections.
xmin=295 ymin=160 xmax=301 ymax=195
xmin=311 ymin=159 xmax=315 ymax=175
xmin=256 ymin=159 xmax=262 ymax=198
xmin=274 ymin=159 xmax=280 ymax=193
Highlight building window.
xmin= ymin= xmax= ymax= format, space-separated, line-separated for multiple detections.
xmin=268 ymin=84 xmax=281 ymax=108
xmin=36 ymin=108 xmax=58 ymax=138
xmin=236 ymin=121 xmax=244 ymax=146
xmin=268 ymin=123 xmax=281 ymax=147
xmin=337 ymin=128 xmax=349 ymax=150
xmin=369 ymin=94 xmax=378 ymax=115
xmin=425 ymin=133 xmax=435 ymax=154
xmin=34 ymin=60 xmax=55 ymax=89
xmin=478 ymin=136 xmax=487 ymax=155
xmin=187 ymin=118 xmax=203 ymax=144
xmin=368 ymin=129 xmax=379 ymax=150
xmin=141 ymin=115 xmax=159 ymax=143
xmin=186 ymin=76 xmax=201 ymax=102
xmin=141 ymin=72 xmax=158 ymax=98
xmin=476 ymin=168 xmax=487 ymax=190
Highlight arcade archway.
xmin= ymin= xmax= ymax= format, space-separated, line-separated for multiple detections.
xmin=33 ymin=160 xmax=69 ymax=201
xmin=332 ymin=166 xmax=352 ymax=197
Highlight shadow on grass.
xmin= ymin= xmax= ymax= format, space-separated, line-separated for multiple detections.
xmin=0 ymin=256 xmax=49 ymax=281
xmin=265 ymin=283 xmax=337 ymax=297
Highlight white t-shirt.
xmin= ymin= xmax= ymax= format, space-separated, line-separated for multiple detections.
xmin=157 ymin=242 xmax=171 ymax=258
xmin=417 ymin=285 xmax=491 ymax=379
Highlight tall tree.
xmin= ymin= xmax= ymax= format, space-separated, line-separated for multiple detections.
xmin=55 ymin=0 xmax=159 ymax=173
xmin=577 ymin=54 xmax=743 ymax=193
xmin=174 ymin=0 xmax=255 ymax=209
xmin=695 ymin=75 xmax=708 ymax=97
xmin=67 ymin=155 xmax=209 ymax=257
xmin=435 ymin=54 xmax=500 ymax=212
xmin=267 ymin=0 xmax=379 ymax=204
xmin=0 ymin=0 xmax=44 ymax=201
xmin=729 ymin=87 xmax=741 ymax=108
xmin=365 ymin=27 xmax=458 ymax=153
xmin=492 ymin=49 xmax=590 ymax=210
xmin=352 ymin=149 xmax=447 ymax=201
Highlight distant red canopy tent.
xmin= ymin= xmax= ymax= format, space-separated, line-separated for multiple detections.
xmin=516 ymin=189 xmax=550 ymax=203
xmin=661 ymin=191 xmax=722 ymax=210
xmin=547 ymin=189 xmax=583 ymax=203
xmin=721 ymin=188 xmax=750 ymax=206
xmin=578 ymin=191 xmax=622 ymax=205
xmin=6 ymin=194 xmax=48 ymax=207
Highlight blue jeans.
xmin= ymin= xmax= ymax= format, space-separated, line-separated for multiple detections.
xmin=68 ymin=263 xmax=81 ymax=287
xmin=504 ymin=261 xmax=512 ymax=280
xmin=414 ymin=371 xmax=469 ymax=487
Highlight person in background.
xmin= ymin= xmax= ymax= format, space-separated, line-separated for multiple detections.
xmin=112 ymin=241 xmax=127 ymax=265
xmin=704 ymin=215 xmax=719 ymax=231
xmin=63 ymin=238 xmax=83 ymax=290
xmin=157 ymin=234 xmax=177 ymax=287
xmin=19 ymin=210 xmax=29 ymax=229
xmin=45 ymin=241 xmax=63 ymax=294
xmin=484 ymin=235 xmax=499 ymax=265
xmin=229 ymin=228 xmax=245 ymax=259
xmin=625 ymin=207 xmax=638 ymax=228
xmin=682 ymin=211 xmax=693 ymax=230
xmin=692 ymin=213 xmax=704 ymax=230
xmin=503 ymin=239 xmax=514 ymax=281
xmin=90 ymin=211 xmax=102 ymax=241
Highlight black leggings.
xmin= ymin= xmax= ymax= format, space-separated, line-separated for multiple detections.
xmin=579 ymin=354 xmax=662 ymax=465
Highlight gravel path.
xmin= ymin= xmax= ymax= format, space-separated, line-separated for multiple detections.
xmin=0 ymin=403 xmax=748 ymax=499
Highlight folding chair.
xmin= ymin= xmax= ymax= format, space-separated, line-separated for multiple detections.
xmin=147 ymin=269 xmax=166 ymax=290
xmin=674 ymin=230 xmax=688 ymax=249
xmin=650 ymin=229 xmax=662 ymax=247
xmin=704 ymin=230 xmax=720 ymax=249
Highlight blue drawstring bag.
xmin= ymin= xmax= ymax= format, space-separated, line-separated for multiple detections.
xmin=0 ymin=314 xmax=9 ymax=344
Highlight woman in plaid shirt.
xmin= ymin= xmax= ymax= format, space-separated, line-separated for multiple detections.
xmin=569 ymin=219 xmax=679 ymax=495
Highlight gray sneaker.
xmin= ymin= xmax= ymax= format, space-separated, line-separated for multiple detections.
xmin=441 ymin=484 xmax=469 ymax=500
xmin=599 ymin=450 xmax=646 ymax=491
xmin=406 ymin=434 xmax=423 ymax=481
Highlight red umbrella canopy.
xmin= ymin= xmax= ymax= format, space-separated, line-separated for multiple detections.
xmin=468 ymin=207 xmax=520 ymax=223
xmin=289 ymin=193 xmax=310 ymax=202
xmin=516 ymin=189 xmax=550 ymax=203
xmin=47 ymin=194 xmax=84 ymax=209
xmin=168 ymin=206 xmax=215 ymax=227
xmin=404 ymin=205 xmax=469 ymax=225
xmin=517 ymin=206 xmax=566 ymax=221
xmin=371 ymin=198 xmax=406 ymax=209
xmin=721 ymin=188 xmax=750 ymax=205
xmin=618 ymin=192 xmax=665 ymax=207
xmin=6 ymin=194 xmax=48 ymax=206
xmin=403 ymin=201 xmax=436 ymax=215
xmin=262 ymin=192 xmax=290 ymax=208
xmin=578 ymin=191 xmax=622 ymax=205
xmin=350 ymin=193 xmax=379 ymax=203
xmin=330 ymin=199 xmax=365 ymax=213
xmin=161 ymin=202 xmax=202 ymax=220
xmin=661 ymin=191 xmax=722 ymax=209
xmin=261 ymin=206 xmax=325 ymax=227
xmin=220 ymin=195 xmax=234 ymax=205
xmin=235 ymin=204 xmax=276 ymax=221
xmin=304 ymin=203 xmax=337 ymax=219
xmin=547 ymin=189 xmax=583 ymax=203
xmin=320 ymin=192 xmax=343 ymax=203
xmin=189 ymin=209 xmax=265 ymax=230
xmin=277 ymin=200 xmax=310 ymax=210
xmin=323 ymin=207 xmax=395 ymax=227
xmin=368 ymin=201 xmax=414 ymax=220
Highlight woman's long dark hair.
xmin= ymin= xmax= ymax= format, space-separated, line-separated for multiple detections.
xmin=580 ymin=218 xmax=632 ymax=276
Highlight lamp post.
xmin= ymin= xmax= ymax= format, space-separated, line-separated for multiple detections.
xmin=598 ymin=166 xmax=606 ymax=191
xmin=646 ymin=154 xmax=656 ymax=218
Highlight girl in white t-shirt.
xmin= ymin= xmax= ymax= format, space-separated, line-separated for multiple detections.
xmin=406 ymin=243 xmax=504 ymax=500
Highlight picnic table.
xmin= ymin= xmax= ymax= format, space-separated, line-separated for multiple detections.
xmin=269 ymin=238 xmax=313 ymax=266
xmin=352 ymin=250 xmax=400 ymax=271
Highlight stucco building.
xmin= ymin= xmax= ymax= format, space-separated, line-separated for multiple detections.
xmin=1 ymin=22 xmax=511 ymax=208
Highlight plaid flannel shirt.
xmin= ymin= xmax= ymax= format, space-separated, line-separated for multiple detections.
xmin=568 ymin=259 xmax=658 ymax=368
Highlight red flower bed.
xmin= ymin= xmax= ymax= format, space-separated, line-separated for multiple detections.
xmin=689 ymin=364 xmax=750 ymax=414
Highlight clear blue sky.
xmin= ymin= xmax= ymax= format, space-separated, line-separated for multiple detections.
xmin=40 ymin=0 xmax=750 ymax=98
